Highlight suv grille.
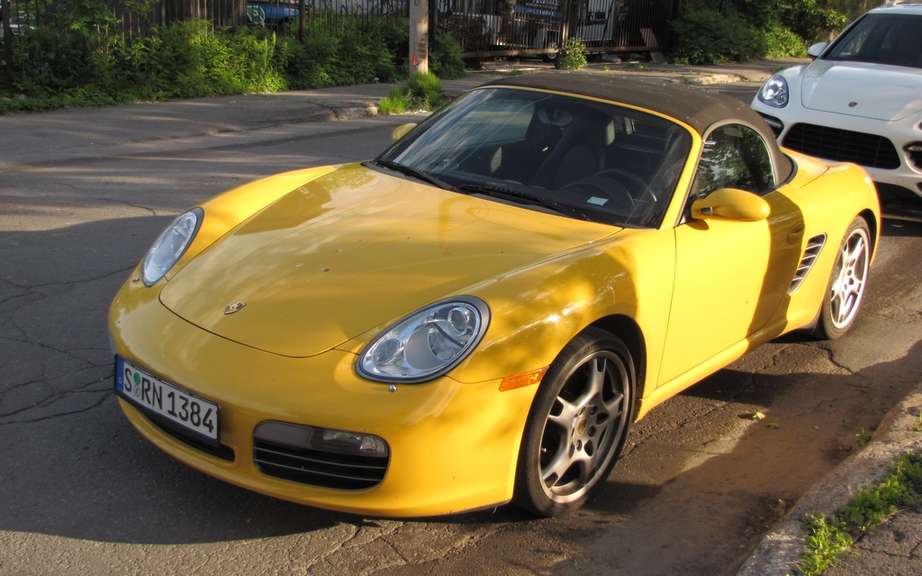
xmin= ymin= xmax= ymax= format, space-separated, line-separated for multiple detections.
xmin=254 ymin=440 xmax=388 ymax=489
xmin=783 ymin=123 xmax=900 ymax=169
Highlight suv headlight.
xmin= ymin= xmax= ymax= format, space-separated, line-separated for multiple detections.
xmin=758 ymin=75 xmax=789 ymax=108
xmin=141 ymin=208 xmax=203 ymax=286
xmin=357 ymin=297 xmax=490 ymax=383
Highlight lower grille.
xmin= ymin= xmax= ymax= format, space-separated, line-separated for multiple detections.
xmin=253 ymin=422 xmax=389 ymax=490
xmin=783 ymin=123 xmax=900 ymax=169
xmin=254 ymin=440 xmax=387 ymax=490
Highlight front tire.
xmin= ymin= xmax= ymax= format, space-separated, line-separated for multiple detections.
xmin=514 ymin=328 xmax=636 ymax=516
xmin=813 ymin=217 xmax=871 ymax=340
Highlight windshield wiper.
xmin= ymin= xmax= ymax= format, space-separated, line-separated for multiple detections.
xmin=368 ymin=160 xmax=457 ymax=192
xmin=457 ymin=183 xmax=578 ymax=218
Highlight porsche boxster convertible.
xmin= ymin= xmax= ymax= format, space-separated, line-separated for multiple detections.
xmin=109 ymin=73 xmax=880 ymax=517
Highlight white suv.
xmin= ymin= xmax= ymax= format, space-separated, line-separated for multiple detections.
xmin=751 ymin=3 xmax=922 ymax=198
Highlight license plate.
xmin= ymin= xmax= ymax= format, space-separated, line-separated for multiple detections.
xmin=115 ymin=357 xmax=219 ymax=443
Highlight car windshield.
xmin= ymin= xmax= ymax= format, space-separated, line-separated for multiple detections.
xmin=375 ymin=88 xmax=692 ymax=228
xmin=825 ymin=13 xmax=922 ymax=69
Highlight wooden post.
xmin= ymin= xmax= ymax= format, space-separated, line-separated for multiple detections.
xmin=560 ymin=0 xmax=571 ymax=46
xmin=299 ymin=0 xmax=306 ymax=43
xmin=409 ymin=0 xmax=429 ymax=75
xmin=235 ymin=0 xmax=246 ymax=27
xmin=1 ymin=0 xmax=12 ymax=88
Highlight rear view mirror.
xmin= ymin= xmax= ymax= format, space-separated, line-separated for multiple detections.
xmin=807 ymin=42 xmax=828 ymax=59
xmin=391 ymin=123 xmax=417 ymax=143
xmin=691 ymin=188 xmax=770 ymax=222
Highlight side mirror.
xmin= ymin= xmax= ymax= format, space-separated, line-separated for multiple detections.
xmin=807 ymin=42 xmax=828 ymax=59
xmin=391 ymin=123 xmax=417 ymax=143
xmin=691 ymin=188 xmax=770 ymax=222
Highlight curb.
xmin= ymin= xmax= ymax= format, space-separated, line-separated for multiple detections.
xmin=737 ymin=383 xmax=922 ymax=576
xmin=685 ymin=73 xmax=749 ymax=86
xmin=330 ymin=104 xmax=379 ymax=120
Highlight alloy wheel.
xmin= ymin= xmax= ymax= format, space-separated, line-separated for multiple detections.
xmin=538 ymin=350 xmax=630 ymax=503
xmin=829 ymin=227 xmax=870 ymax=329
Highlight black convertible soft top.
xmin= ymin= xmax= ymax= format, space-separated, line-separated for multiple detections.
xmin=479 ymin=72 xmax=794 ymax=183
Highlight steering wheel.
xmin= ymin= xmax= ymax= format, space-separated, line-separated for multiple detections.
xmin=594 ymin=169 xmax=657 ymax=204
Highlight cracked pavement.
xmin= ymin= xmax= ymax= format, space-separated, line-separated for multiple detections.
xmin=1 ymin=88 xmax=922 ymax=576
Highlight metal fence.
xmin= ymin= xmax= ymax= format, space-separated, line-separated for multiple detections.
xmin=436 ymin=0 xmax=677 ymax=57
xmin=2 ymin=0 xmax=673 ymax=55
xmin=1 ymin=0 xmax=408 ymax=38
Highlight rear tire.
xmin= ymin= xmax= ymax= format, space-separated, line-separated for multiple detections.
xmin=514 ymin=328 xmax=636 ymax=516
xmin=813 ymin=217 xmax=871 ymax=340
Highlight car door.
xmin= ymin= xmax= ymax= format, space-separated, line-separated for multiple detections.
xmin=659 ymin=123 xmax=804 ymax=386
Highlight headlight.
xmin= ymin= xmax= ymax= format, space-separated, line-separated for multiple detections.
xmin=141 ymin=208 xmax=203 ymax=286
xmin=357 ymin=297 xmax=490 ymax=383
xmin=758 ymin=75 xmax=789 ymax=108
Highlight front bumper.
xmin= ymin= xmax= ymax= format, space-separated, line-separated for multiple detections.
xmin=752 ymin=100 xmax=922 ymax=197
xmin=109 ymin=275 xmax=536 ymax=517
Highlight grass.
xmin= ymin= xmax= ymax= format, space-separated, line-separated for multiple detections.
xmin=797 ymin=451 xmax=922 ymax=575
xmin=377 ymin=72 xmax=445 ymax=115
xmin=913 ymin=413 xmax=922 ymax=433
xmin=378 ymin=87 xmax=410 ymax=115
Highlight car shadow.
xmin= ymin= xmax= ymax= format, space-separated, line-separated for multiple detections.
xmin=559 ymin=340 xmax=922 ymax=575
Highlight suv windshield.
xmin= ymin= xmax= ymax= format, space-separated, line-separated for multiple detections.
xmin=825 ymin=13 xmax=922 ymax=69
xmin=376 ymin=88 xmax=692 ymax=228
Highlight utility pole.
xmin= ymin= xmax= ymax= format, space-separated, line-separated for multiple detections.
xmin=298 ymin=0 xmax=305 ymax=43
xmin=1 ymin=0 xmax=12 ymax=88
xmin=409 ymin=0 xmax=428 ymax=75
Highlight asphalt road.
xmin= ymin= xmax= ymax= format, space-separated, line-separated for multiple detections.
xmin=1 ymin=91 xmax=921 ymax=576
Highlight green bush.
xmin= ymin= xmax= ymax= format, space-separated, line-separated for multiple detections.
xmin=780 ymin=0 xmax=848 ymax=43
xmin=670 ymin=6 xmax=765 ymax=64
xmin=430 ymin=32 xmax=466 ymax=79
xmin=763 ymin=23 xmax=807 ymax=58
xmin=670 ymin=0 xmax=844 ymax=64
xmin=275 ymin=18 xmax=406 ymax=90
xmin=7 ymin=20 xmax=286 ymax=102
xmin=1 ymin=14 xmax=414 ymax=113
xmin=556 ymin=38 xmax=588 ymax=70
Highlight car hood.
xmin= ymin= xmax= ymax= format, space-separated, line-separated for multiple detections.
xmin=160 ymin=163 xmax=619 ymax=357
xmin=801 ymin=60 xmax=922 ymax=121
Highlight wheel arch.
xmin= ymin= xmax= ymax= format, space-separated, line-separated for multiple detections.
xmin=858 ymin=208 xmax=878 ymax=256
xmin=587 ymin=314 xmax=646 ymax=418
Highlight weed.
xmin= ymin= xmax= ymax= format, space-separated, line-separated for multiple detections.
xmin=556 ymin=39 xmax=588 ymax=70
xmin=796 ymin=452 xmax=922 ymax=575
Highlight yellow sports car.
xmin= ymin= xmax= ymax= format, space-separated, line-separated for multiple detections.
xmin=109 ymin=73 xmax=880 ymax=517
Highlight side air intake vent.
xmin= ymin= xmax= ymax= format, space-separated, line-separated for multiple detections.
xmin=788 ymin=234 xmax=826 ymax=294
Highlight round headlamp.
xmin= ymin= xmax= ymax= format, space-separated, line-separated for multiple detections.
xmin=141 ymin=208 xmax=203 ymax=286
xmin=357 ymin=297 xmax=490 ymax=383
xmin=758 ymin=75 xmax=789 ymax=108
